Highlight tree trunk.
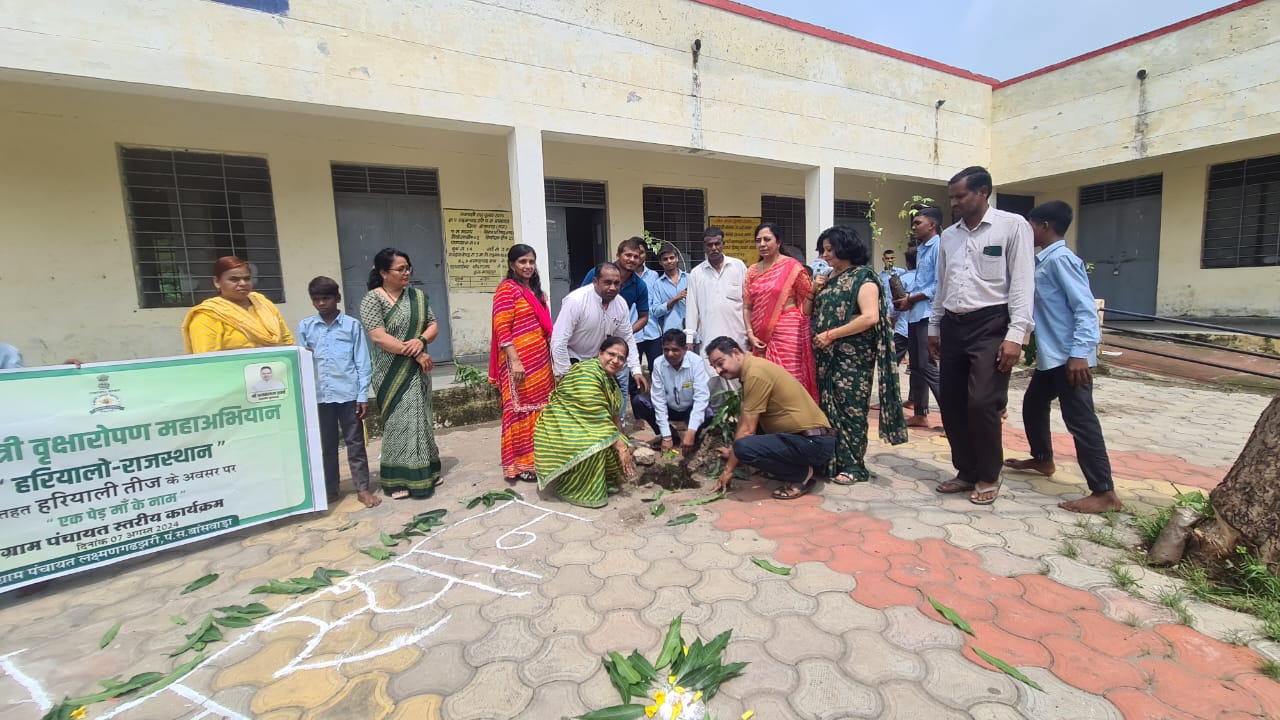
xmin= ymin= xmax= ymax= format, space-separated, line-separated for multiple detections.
xmin=1199 ymin=396 xmax=1280 ymax=566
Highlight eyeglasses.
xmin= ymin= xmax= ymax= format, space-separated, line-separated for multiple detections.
xmin=389 ymin=266 xmax=413 ymax=274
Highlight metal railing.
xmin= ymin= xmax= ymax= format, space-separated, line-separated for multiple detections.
xmin=1100 ymin=308 xmax=1280 ymax=382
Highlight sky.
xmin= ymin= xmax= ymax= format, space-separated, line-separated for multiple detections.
xmin=736 ymin=0 xmax=1231 ymax=80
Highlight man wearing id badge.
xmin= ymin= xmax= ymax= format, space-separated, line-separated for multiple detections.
xmin=632 ymin=329 xmax=712 ymax=455
xmin=928 ymin=166 xmax=1034 ymax=505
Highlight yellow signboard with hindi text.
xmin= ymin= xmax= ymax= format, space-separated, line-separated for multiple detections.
xmin=444 ymin=208 xmax=515 ymax=291
xmin=709 ymin=216 xmax=760 ymax=265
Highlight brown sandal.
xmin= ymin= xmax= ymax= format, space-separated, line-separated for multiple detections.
xmin=936 ymin=478 xmax=976 ymax=494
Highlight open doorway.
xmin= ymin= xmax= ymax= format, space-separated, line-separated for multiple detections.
xmin=545 ymin=179 xmax=608 ymax=316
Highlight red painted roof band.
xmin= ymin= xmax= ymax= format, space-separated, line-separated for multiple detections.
xmin=690 ymin=0 xmax=1000 ymax=85
xmin=692 ymin=0 xmax=1265 ymax=88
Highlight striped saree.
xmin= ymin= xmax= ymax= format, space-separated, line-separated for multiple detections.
xmin=747 ymin=256 xmax=818 ymax=401
xmin=489 ymin=279 xmax=554 ymax=479
xmin=534 ymin=358 xmax=623 ymax=508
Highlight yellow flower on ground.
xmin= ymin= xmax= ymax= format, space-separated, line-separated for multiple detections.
xmin=694 ymin=691 xmax=703 ymax=702
xmin=646 ymin=705 xmax=658 ymax=718
xmin=654 ymin=690 xmax=666 ymax=705
xmin=70 ymin=708 xmax=88 ymax=720
xmin=741 ymin=712 xmax=755 ymax=720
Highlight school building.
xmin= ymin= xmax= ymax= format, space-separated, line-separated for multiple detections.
xmin=1 ymin=0 xmax=1276 ymax=365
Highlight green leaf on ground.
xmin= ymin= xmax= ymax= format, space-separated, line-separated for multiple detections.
xmin=654 ymin=614 xmax=684 ymax=669
xmin=750 ymin=557 xmax=792 ymax=575
xmin=927 ymin=595 xmax=975 ymax=636
xmin=180 ymin=573 xmax=219 ymax=595
xmin=650 ymin=502 xmax=666 ymax=518
xmin=682 ymin=491 xmax=725 ymax=507
xmin=972 ymin=647 xmax=1044 ymax=692
xmin=99 ymin=622 xmax=121 ymax=649
xmin=336 ymin=521 xmax=358 ymax=532
xmin=361 ymin=547 xmax=395 ymax=561
xmin=213 ymin=615 xmax=253 ymax=629
xmin=169 ymin=616 xmax=186 ymax=625
xmin=665 ymin=513 xmax=697 ymax=526
xmin=379 ymin=532 xmax=399 ymax=547
xmin=642 ymin=488 xmax=666 ymax=503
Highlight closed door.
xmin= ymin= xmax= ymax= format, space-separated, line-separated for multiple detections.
xmin=546 ymin=205 xmax=571 ymax=317
xmin=334 ymin=193 xmax=454 ymax=361
xmin=1076 ymin=194 xmax=1162 ymax=315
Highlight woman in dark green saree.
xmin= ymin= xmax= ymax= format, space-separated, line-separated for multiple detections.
xmin=361 ymin=248 xmax=442 ymax=499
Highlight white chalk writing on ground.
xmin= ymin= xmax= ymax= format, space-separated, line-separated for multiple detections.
xmin=1 ymin=498 xmax=591 ymax=719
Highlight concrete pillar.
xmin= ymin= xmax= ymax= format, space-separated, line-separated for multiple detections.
xmin=507 ymin=126 xmax=550 ymax=283
xmin=804 ymin=164 xmax=835 ymax=262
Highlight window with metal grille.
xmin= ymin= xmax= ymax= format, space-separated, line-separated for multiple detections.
xmin=761 ymin=195 xmax=806 ymax=253
xmin=1079 ymin=175 xmax=1162 ymax=205
xmin=545 ymin=179 xmax=606 ymax=207
xmin=833 ymin=199 xmax=872 ymax=220
xmin=642 ymin=186 xmax=707 ymax=266
xmin=331 ymin=163 xmax=439 ymax=196
xmin=121 ymin=147 xmax=283 ymax=308
xmin=1202 ymin=154 xmax=1280 ymax=269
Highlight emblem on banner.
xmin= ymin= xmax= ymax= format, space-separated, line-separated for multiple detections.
xmin=89 ymin=374 xmax=125 ymax=413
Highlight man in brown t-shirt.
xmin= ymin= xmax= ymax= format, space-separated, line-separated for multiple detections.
xmin=706 ymin=337 xmax=834 ymax=499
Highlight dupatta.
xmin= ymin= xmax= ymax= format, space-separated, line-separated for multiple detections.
xmin=376 ymin=287 xmax=431 ymax=418
xmin=748 ymin=256 xmax=805 ymax=345
xmin=181 ymin=293 xmax=288 ymax=353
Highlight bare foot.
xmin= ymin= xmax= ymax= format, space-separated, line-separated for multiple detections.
xmin=1004 ymin=457 xmax=1056 ymax=476
xmin=1059 ymin=491 xmax=1122 ymax=514
xmin=357 ymin=490 xmax=383 ymax=508
xmin=905 ymin=415 xmax=933 ymax=429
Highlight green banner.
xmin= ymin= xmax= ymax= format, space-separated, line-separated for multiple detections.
xmin=0 ymin=347 xmax=324 ymax=591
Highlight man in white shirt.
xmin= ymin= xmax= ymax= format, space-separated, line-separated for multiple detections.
xmin=928 ymin=166 xmax=1034 ymax=505
xmin=632 ymin=329 xmax=712 ymax=454
xmin=551 ymin=262 xmax=649 ymax=393
xmin=685 ymin=227 xmax=748 ymax=391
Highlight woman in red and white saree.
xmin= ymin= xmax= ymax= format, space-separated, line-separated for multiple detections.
xmin=743 ymin=223 xmax=818 ymax=401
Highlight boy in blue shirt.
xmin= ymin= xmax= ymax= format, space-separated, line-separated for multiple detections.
xmin=1004 ymin=202 xmax=1119 ymax=514
xmin=297 ymin=277 xmax=379 ymax=508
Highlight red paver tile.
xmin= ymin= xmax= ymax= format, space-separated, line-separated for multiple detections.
xmin=849 ymin=574 xmax=920 ymax=610
xmin=885 ymin=553 xmax=955 ymax=588
xmin=1043 ymin=635 xmax=1147 ymax=695
xmin=1137 ymin=658 xmax=1262 ymax=718
xmin=1069 ymin=611 xmax=1171 ymax=658
xmin=917 ymin=538 xmax=981 ymax=568
xmin=713 ymin=508 xmax=765 ymax=531
xmin=1155 ymin=623 xmax=1263 ymax=678
xmin=1105 ymin=688 xmax=1199 ymax=720
xmin=773 ymin=540 xmax=834 ymax=565
xmin=861 ymin=530 xmax=923 ymax=558
xmin=964 ymin=621 xmax=1053 ymax=668
xmin=1230 ymin=673 xmax=1280 ymax=719
xmin=991 ymin=595 xmax=1080 ymax=640
xmin=828 ymin=545 xmax=890 ymax=576
xmin=952 ymin=564 xmax=1025 ymax=599
xmin=917 ymin=581 xmax=997 ymax=623
xmin=1018 ymin=574 xmax=1102 ymax=613
xmin=837 ymin=514 xmax=890 ymax=534
xmin=807 ymin=522 xmax=862 ymax=548
xmin=757 ymin=522 xmax=814 ymax=540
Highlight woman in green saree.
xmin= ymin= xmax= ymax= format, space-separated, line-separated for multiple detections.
xmin=360 ymin=248 xmax=442 ymax=499
xmin=535 ymin=337 xmax=636 ymax=508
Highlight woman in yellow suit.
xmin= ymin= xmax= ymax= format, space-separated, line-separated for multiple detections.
xmin=182 ymin=256 xmax=293 ymax=353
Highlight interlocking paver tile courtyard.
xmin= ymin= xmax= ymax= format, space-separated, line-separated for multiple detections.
xmin=2 ymin=373 xmax=1278 ymax=719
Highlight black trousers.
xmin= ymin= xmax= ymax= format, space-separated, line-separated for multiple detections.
xmin=893 ymin=333 xmax=909 ymax=363
xmin=318 ymin=401 xmax=371 ymax=494
xmin=939 ymin=305 xmax=1011 ymax=486
xmin=1023 ymin=366 xmax=1114 ymax=493
xmin=636 ymin=338 xmax=662 ymax=371
xmin=907 ymin=318 xmax=942 ymax=416
xmin=631 ymin=392 xmax=715 ymax=437
xmin=733 ymin=433 xmax=835 ymax=484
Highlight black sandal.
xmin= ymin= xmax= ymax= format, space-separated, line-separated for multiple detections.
xmin=772 ymin=471 xmax=816 ymax=500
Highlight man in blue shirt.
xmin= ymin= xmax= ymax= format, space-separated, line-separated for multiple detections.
xmin=297 ymin=277 xmax=377 ymax=508
xmin=1004 ymin=201 xmax=1119 ymax=514
xmin=895 ymin=207 xmax=944 ymax=428
xmin=632 ymin=329 xmax=712 ymax=455
xmin=648 ymin=243 xmax=689 ymax=335
xmin=0 ymin=343 xmax=22 ymax=370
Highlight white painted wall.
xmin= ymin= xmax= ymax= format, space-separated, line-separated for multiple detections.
xmin=991 ymin=0 xmax=1280 ymax=184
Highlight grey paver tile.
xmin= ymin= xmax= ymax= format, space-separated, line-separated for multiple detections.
xmin=682 ymin=542 xmax=742 ymax=570
xmin=691 ymin=568 xmax=755 ymax=604
xmin=519 ymin=634 xmax=599 ymax=686
xmin=945 ymin=523 xmax=1006 ymax=550
xmin=920 ymin=647 xmax=1019 ymax=709
xmin=530 ymin=594 xmax=602 ymax=636
xmin=1044 ymin=555 xmax=1116 ymax=590
xmin=545 ymin=539 xmax=605 ymax=568
xmin=587 ymin=574 xmax=655 ymax=612
xmin=541 ymin=564 xmax=605 ymax=598
xmin=882 ymin=605 xmax=966 ymax=652
xmin=791 ymin=658 xmax=882 ymax=718
xmin=747 ymin=578 xmax=819 ymax=617
xmin=636 ymin=559 xmax=703 ymax=594
xmin=583 ymin=610 xmax=662 ymax=656
xmin=976 ymin=547 xmax=1049 ymax=578
xmin=811 ymin=591 xmax=887 ymax=635
xmin=587 ymin=547 xmax=648 ymax=579
xmin=880 ymin=678 xmax=973 ymax=719
xmin=969 ymin=701 xmax=1031 ymax=719
xmin=841 ymin=628 xmax=927 ymax=684
xmin=700 ymin=599 xmax=775 ymax=642
xmin=528 ymin=679 xmax=591 ymax=718
xmin=442 ymin=661 xmax=533 ymax=720
xmin=790 ymin=561 xmax=857 ymax=595
xmin=722 ymin=528 xmax=778 ymax=556
xmin=633 ymin=533 xmax=695 ymax=561
xmin=766 ymin=615 xmax=844 ymax=664
xmin=389 ymin=642 xmax=475 ymax=699
xmin=724 ymin=640 xmax=801 ymax=695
